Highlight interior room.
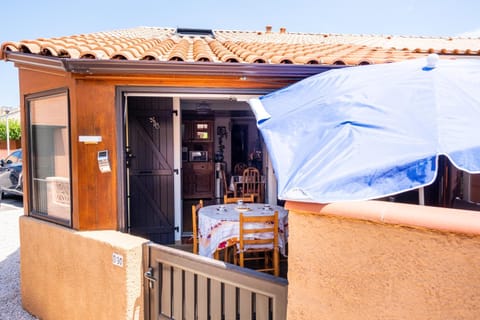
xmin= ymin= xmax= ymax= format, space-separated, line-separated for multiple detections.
xmin=180 ymin=98 xmax=267 ymax=237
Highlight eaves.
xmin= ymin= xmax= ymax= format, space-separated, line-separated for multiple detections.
xmin=5 ymin=51 xmax=343 ymax=81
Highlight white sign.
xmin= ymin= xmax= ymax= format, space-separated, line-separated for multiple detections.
xmin=112 ymin=253 xmax=124 ymax=267
xmin=78 ymin=135 xmax=102 ymax=144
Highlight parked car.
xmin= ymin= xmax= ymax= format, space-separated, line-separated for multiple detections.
xmin=0 ymin=149 xmax=23 ymax=197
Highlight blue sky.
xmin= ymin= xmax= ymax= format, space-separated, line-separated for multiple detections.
xmin=1 ymin=0 xmax=479 ymax=107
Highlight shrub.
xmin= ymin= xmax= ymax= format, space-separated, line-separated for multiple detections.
xmin=0 ymin=119 xmax=22 ymax=141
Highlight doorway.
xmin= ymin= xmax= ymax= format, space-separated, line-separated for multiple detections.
xmin=119 ymin=90 xmax=274 ymax=244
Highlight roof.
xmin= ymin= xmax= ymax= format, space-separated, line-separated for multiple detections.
xmin=2 ymin=26 xmax=480 ymax=67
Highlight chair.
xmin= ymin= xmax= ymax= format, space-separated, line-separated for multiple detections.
xmin=223 ymin=194 xmax=255 ymax=204
xmin=191 ymin=200 xmax=204 ymax=254
xmin=241 ymin=167 xmax=261 ymax=202
xmin=235 ymin=211 xmax=279 ymax=277
xmin=233 ymin=162 xmax=247 ymax=176
xmin=217 ymin=194 xmax=255 ymax=263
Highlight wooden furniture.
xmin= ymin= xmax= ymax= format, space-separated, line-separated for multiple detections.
xmin=183 ymin=162 xmax=214 ymax=198
xmin=191 ymin=200 xmax=204 ymax=254
xmin=197 ymin=203 xmax=288 ymax=261
xmin=233 ymin=162 xmax=247 ymax=176
xmin=193 ymin=199 xmax=234 ymax=262
xmin=182 ymin=118 xmax=214 ymax=199
xmin=223 ymin=194 xmax=255 ymax=204
xmin=183 ymin=119 xmax=214 ymax=143
xmin=231 ymin=175 xmax=266 ymax=203
xmin=216 ymin=194 xmax=255 ymax=263
xmin=236 ymin=211 xmax=280 ymax=277
xmin=219 ymin=193 xmax=255 ymax=263
xmin=240 ymin=167 xmax=261 ymax=202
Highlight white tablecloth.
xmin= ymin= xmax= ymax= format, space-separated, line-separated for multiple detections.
xmin=198 ymin=203 xmax=288 ymax=259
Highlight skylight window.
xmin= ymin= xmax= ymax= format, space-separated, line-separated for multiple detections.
xmin=176 ymin=28 xmax=214 ymax=38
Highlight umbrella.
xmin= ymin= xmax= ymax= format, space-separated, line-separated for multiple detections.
xmin=248 ymin=54 xmax=480 ymax=203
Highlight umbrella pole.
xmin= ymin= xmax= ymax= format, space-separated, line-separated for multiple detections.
xmin=419 ymin=187 xmax=425 ymax=205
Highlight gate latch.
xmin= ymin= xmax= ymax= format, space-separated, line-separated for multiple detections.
xmin=144 ymin=267 xmax=156 ymax=289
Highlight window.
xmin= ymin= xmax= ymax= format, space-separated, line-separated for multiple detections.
xmin=27 ymin=89 xmax=71 ymax=226
xmin=3 ymin=149 xmax=22 ymax=164
xmin=175 ymin=27 xmax=214 ymax=38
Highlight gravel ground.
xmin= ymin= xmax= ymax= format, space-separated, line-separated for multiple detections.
xmin=0 ymin=203 xmax=38 ymax=320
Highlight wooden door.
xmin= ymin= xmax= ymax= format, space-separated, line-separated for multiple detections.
xmin=127 ymin=97 xmax=175 ymax=244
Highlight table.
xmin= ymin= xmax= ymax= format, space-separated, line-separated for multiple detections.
xmin=198 ymin=203 xmax=288 ymax=259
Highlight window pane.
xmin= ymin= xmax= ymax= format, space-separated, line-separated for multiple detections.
xmin=28 ymin=91 xmax=71 ymax=226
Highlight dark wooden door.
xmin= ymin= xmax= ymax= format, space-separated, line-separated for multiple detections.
xmin=127 ymin=97 xmax=175 ymax=244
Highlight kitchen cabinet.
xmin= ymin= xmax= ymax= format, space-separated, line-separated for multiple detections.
xmin=182 ymin=119 xmax=215 ymax=199
xmin=183 ymin=162 xmax=214 ymax=199
xmin=183 ymin=120 xmax=213 ymax=142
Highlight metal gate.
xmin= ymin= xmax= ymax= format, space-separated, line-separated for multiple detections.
xmin=143 ymin=242 xmax=288 ymax=320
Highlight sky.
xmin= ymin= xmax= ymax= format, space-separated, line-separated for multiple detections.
xmin=1 ymin=0 xmax=480 ymax=107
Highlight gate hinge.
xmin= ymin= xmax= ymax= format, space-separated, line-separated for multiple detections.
xmin=173 ymin=169 xmax=179 ymax=175
xmin=172 ymin=110 xmax=178 ymax=116
xmin=174 ymin=226 xmax=179 ymax=232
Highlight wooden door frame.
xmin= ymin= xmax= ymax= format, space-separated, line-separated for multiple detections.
xmin=115 ymin=87 xmax=268 ymax=242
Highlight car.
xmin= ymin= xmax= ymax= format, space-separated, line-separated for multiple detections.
xmin=0 ymin=149 xmax=23 ymax=197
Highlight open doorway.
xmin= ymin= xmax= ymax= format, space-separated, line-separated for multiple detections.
xmin=121 ymin=92 xmax=273 ymax=244
xmin=179 ymin=98 xmax=266 ymax=238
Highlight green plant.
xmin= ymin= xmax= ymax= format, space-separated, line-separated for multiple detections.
xmin=0 ymin=119 xmax=22 ymax=140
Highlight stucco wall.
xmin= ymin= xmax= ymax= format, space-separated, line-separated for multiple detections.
xmin=19 ymin=216 xmax=148 ymax=320
xmin=285 ymin=200 xmax=480 ymax=320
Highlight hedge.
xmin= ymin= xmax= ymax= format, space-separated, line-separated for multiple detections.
xmin=0 ymin=119 xmax=22 ymax=140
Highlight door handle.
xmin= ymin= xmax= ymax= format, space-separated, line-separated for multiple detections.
xmin=144 ymin=267 xmax=156 ymax=289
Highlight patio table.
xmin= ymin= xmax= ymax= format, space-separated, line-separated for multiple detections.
xmin=198 ymin=203 xmax=288 ymax=259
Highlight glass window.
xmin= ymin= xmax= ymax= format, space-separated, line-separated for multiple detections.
xmin=4 ymin=149 xmax=22 ymax=164
xmin=27 ymin=90 xmax=71 ymax=226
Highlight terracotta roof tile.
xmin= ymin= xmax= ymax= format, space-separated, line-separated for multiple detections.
xmin=2 ymin=26 xmax=480 ymax=66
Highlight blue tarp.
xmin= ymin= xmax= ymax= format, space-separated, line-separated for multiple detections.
xmin=249 ymin=55 xmax=480 ymax=203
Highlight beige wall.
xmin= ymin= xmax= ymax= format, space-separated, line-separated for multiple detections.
xmin=19 ymin=216 xmax=148 ymax=320
xmin=19 ymin=199 xmax=480 ymax=319
xmin=285 ymin=200 xmax=480 ymax=320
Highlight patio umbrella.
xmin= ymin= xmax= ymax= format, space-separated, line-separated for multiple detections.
xmin=248 ymin=54 xmax=480 ymax=203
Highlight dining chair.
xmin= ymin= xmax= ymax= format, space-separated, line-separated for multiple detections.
xmin=241 ymin=167 xmax=261 ymax=202
xmin=235 ymin=211 xmax=280 ymax=277
xmin=223 ymin=194 xmax=255 ymax=204
xmin=233 ymin=162 xmax=247 ymax=176
xmin=191 ymin=199 xmax=204 ymax=254
xmin=214 ymin=194 xmax=254 ymax=263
